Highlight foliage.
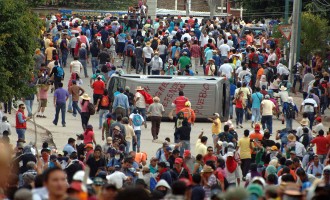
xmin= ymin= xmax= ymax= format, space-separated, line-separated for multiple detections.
xmin=300 ymin=12 xmax=329 ymax=60
xmin=0 ymin=0 xmax=41 ymax=101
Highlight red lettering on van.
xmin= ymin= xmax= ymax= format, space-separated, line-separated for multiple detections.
xmin=144 ymin=86 xmax=151 ymax=93
xmin=194 ymin=83 xmax=210 ymax=116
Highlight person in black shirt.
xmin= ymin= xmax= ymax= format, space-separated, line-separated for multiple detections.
xmin=124 ymin=86 xmax=135 ymax=113
xmin=98 ymin=49 xmax=110 ymax=65
xmin=75 ymin=134 xmax=85 ymax=162
xmin=134 ymin=42 xmax=145 ymax=74
xmin=90 ymin=40 xmax=100 ymax=74
xmin=64 ymin=152 xmax=83 ymax=183
xmin=86 ymin=147 xmax=107 ymax=178
xmin=175 ymin=119 xmax=191 ymax=157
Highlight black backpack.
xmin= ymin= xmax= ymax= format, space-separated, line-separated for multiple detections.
xmin=151 ymin=39 xmax=158 ymax=50
xmin=285 ymin=103 xmax=295 ymax=119
xmin=266 ymin=67 xmax=275 ymax=83
xmin=299 ymin=133 xmax=309 ymax=148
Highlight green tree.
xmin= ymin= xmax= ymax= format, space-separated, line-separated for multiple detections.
xmin=300 ymin=12 xmax=329 ymax=60
xmin=0 ymin=0 xmax=41 ymax=101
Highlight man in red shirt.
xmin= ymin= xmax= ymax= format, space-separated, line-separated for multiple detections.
xmin=203 ymin=146 xmax=217 ymax=163
xmin=249 ymin=124 xmax=264 ymax=163
xmin=248 ymin=48 xmax=259 ymax=90
xmin=311 ymin=130 xmax=329 ymax=164
xmin=172 ymin=91 xmax=189 ymax=114
xmin=91 ymin=75 xmax=105 ymax=105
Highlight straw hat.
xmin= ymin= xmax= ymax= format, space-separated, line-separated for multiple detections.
xmin=80 ymin=93 xmax=91 ymax=100
xmin=201 ymin=165 xmax=214 ymax=173
xmin=279 ymin=85 xmax=287 ymax=91
xmin=300 ymin=118 xmax=309 ymax=126
xmin=136 ymin=86 xmax=144 ymax=90
xmin=146 ymin=41 xmax=151 ymax=46
xmin=287 ymin=133 xmax=296 ymax=142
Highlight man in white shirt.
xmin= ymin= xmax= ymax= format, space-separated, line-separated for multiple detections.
xmin=277 ymin=63 xmax=290 ymax=76
xmin=219 ymin=39 xmax=230 ymax=63
xmin=267 ymin=48 xmax=277 ymax=63
xmin=216 ymin=34 xmax=224 ymax=49
xmin=218 ymin=59 xmax=233 ymax=78
xmin=134 ymin=86 xmax=147 ymax=129
xmin=261 ymin=95 xmax=275 ymax=134
xmin=70 ymin=57 xmax=82 ymax=74
xmin=199 ymin=32 xmax=209 ymax=47
xmin=106 ymin=166 xmax=129 ymax=189
xmin=238 ymin=66 xmax=252 ymax=82
xmin=181 ymin=32 xmax=192 ymax=41
xmin=300 ymin=94 xmax=318 ymax=129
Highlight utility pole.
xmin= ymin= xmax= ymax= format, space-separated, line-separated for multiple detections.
xmin=220 ymin=0 xmax=224 ymax=14
xmin=147 ymin=0 xmax=158 ymax=20
xmin=175 ymin=0 xmax=178 ymax=11
xmin=289 ymin=0 xmax=301 ymax=82
xmin=186 ymin=0 xmax=191 ymax=16
xmin=284 ymin=0 xmax=289 ymax=24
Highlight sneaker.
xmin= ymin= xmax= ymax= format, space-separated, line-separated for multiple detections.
xmin=236 ymin=126 xmax=240 ymax=129
xmin=53 ymin=122 xmax=57 ymax=126
xmin=62 ymin=124 xmax=66 ymax=127
xmin=67 ymin=110 xmax=73 ymax=113
xmin=144 ymin=123 xmax=147 ymax=129
xmin=251 ymin=122 xmax=254 ymax=128
xmin=240 ymin=124 xmax=243 ymax=128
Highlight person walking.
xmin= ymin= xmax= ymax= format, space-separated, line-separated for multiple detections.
xmin=261 ymin=94 xmax=276 ymax=134
xmin=237 ymin=129 xmax=252 ymax=179
xmin=37 ymin=82 xmax=50 ymax=118
xmin=234 ymin=91 xmax=245 ymax=129
xmin=134 ymin=86 xmax=147 ymax=128
xmin=59 ymin=33 xmax=69 ymax=68
xmin=147 ymin=96 xmax=165 ymax=140
xmin=282 ymin=97 xmax=298 ymax=130
xmin=68 ymin=80 xmax=85 ymax=117
xmin=113 ymin=88 xmax=130 ymax=118
xmin=300 ymin=94 xmax=318 ymax=130
xmin=134 ymin=42 xmax=145 ymax=74
xmin=53 ymin=82 xmax=69 ymax=127
xmin=80 ymin=93 xmax=92 ymax=130
xmin=129 ymin=109 xmax=144 ymax=152
xmin=148 ymin=52 xmax=163 ymax=75
xmin=49 ymin=61 xmax=64 ymax=90
xmin=91 ymin=75 xmax=105 ymax=106
xmin=16 ymin=104 xmax=30 ymax=141
xmin=251 ymin=87 xmax=263 ymax=128
xmin=172 ymin=91 xmax=189 ymax=114
xmin=179 ymin=101 xmax=196 ymax=126
xmin=79 ymin=43 xmax=89 ymax=78
xmin=95 ymin=89 xmax=111 ymax=129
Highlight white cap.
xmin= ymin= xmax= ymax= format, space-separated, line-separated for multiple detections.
xmin=73 ymin=171 xmax=93 ymax=184
xmin=227 ymin=152 xmax=234 ymax=157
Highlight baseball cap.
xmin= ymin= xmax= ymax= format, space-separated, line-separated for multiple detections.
xmin=73 ymin=171 xmax=93 ymax=184
xmin=175 ymin=158 xmax=183 ymax=164
xmin=85 ymin=143 xmax=93 ymax=149
xmin=213 ymin=113 xmax=220 ymax=117
xmin=227 ymin=152 xmax=234 ymax=157
xmin=183 ymin=150 xmax=191 ymax=158
xmin=254 ymin=124 xmax=261 ymax=131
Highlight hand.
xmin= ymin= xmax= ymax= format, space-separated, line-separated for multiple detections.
xmin=26 ymin=117 xmax=31 ymax=121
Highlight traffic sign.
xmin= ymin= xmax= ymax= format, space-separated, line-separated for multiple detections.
xmin=278 ymin=25 xmax=292 ymax=40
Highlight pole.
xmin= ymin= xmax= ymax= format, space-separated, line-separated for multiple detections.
xmin=175 ymin=0 xmax=177 ymax=10
xmin=284 ymin=0 xmax=289 ymax=24
xmin=186 ymin=0 xmax=190 ymax=16
xmin=296 ymin=0 xmax=302 ymax=62
xmin=288 ymin=0 xmax=299 ymax=82
xmin=220 ymin=0 xmax=224 ymax=14
xmin=240 ymin=6 xmax=243 ymax=19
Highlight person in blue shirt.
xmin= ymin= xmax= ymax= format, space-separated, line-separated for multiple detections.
xmin=112 ymin=88 xmax=129 ymax=117
xmin=212 ymin=50 xmax=221 ymax=72
xmin=229 ymin=78 xmax=237 ymax=119
xmin=251 ymin=87 xmax=264 ymax=127
xmin=63 ymin=138 xmax=76 ymax=156
xmin=282 ymin=97 xmax=298 ymax=130
xmin=107 ymin=151 xmax=123 ymax=170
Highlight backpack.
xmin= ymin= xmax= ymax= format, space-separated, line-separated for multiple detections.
xmin=243 ymin=73 xmax=251 ymax=85
xmin=125 ymin=47 xmax=134 ymax=57
xmin=151 ymin=39 xmax=158 ymax=50
xmin=266 ymin=67 xmax=275 ymax=83
xmin=299 ymin=133 xmax=309 ymax=148
xmin=88 ymin=102 xmax=96 ymax=115
xmin=292 ymin=63 xmax=298 ymax=74
xmin=132 ymin=114 xmax=143 ymax=127
xmin=100 ymin=95 xmax=110 ymax=107
xmin=56 ymin=66 xmax=64 ymax=78
xmin=285 ymin=103 xmax=295 ymax=119
xmin=149 ymin=176 xmax=157 ymax=191
xmin=252 ymin=53 xmax=259 ymax=64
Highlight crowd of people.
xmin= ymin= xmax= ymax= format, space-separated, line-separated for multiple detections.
xmin=0 ymin=0 xmax=330 ymax=199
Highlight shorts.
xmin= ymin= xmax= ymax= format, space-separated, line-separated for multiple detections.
xmin=40 ymin=99 xmax=47 ymax=107
xmin=117 ymin=42 xmax=125 ymax=53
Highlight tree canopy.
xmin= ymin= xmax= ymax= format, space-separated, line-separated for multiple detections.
xmin=0 ymin=0 xmax=41 ymax=101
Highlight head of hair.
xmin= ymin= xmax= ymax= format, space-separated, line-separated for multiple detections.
xmin=224 ymin=124 xmax=229 ymax=132
xmin=115 ymin=188 xmax=151 ymax=200
xmin=217 ymin=158 xmax=225 ymax=169
xmin=196 ymin=154 xmax=203 ymax=161
xmin=267 ymin=174 xmax=277 ymax=184
xmin=116 ymin=115 xmax=122 ymax=121
xmin=172 ymin=181 xmax=187 ymax=195
xmin=319 ymin=130 xmax=324 ymax=136
xmin=285 ymin=160 xmax=293 ymax=167
xmin=192 ymin=174 xmax=202 ymax=184
xmin=201 ymin=136 xmax=208 ymax=143
xmin=68 ymin=138 xmax=75 ymax=144
xmin=179 ymin=91 xmax=184 ymax=96
xmin=244 ymin=129 xmax=250 ymax=137
xmin=58 ymin=82 xmax=63 ymax=88
xmin=281 ymin=174 xmax=295 ymax=183
xmin=263 ymin=132 xmax=270 ymax=139
xmin=43 ymin=167 xmax=63 ymax=183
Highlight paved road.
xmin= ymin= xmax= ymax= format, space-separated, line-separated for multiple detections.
xmin=7 ymin=55 xmax=323 ymax=158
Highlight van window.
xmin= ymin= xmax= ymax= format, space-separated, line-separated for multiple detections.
xmin=146 ymin=76 xmax=172 ymax=79
xmin=222 ymin=82 xmax=227 ymax=118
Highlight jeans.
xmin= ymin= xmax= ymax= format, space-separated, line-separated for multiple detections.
xmin=136 ymin=107 xmax=147 ymax=122
xmin=235 ymin=107 xmax=244 ymax=125
xmin=133 ymin=130 xmax=141 ymax=151
xmin=250 ymin=67 xmax=258 ymax=91
xmin=286 ymin=117 xmax=293 ymax=130
xmin=180 ymin=140 xmax=190 ymax=157
xmin=244 ymin=99 xmax=250 ymax=121
xmin=79 ymin=59 xmax=88 ymax=77
xmin=145 ymin=58 xmax=151 ymax=75
xmin=191 ymin=57 xmax=200 ymax=73
xmin=136 ymin=59 xmax=145 ymax=74
xmin=321 ymin=96 xmax=328 ymax=114
xmin=99 ymin=109 xmax=109 ymax=128
xmin=24 ymin=99 xmax=34 ymax=117
xmin=293 ymin=75 xmax=302 ymax=91
xmin=306 ymin=112 xmax=315 ymax=129
xmin=72 ymin=101 xmax=81 ymax=116
xmin=151 ymin=70 xmax=160 ymax=75
xmin=241 ymin=158 xmax=251 ymax=178
xmin=124 ymin=56 xmax=132 ymax=74
xmin=81 ymin=112 xmax=90 ymax=130
xmin=303 ymin=92 xmax=308 ymax=100
xmin=16 ymin=128 xmax=26 ymax=140
xmin=91 ymin=57 xmax=98 ymax=74
xmin=53 ymin=102 xmax=66 ymax=125
xmin=261 ymin=115 xmax=273 ymax=134
xmin=126 ymin=141 xmax=131 ymax=154
xmin=151 ymin=116 xmax=161 ymax=139
xmin=160 ymin=54 xmax=166 ymax=68
xmin=68 ymin=95 xmax=73 ymax=111
xmin=61 ymin=52 xmax=68 ymax=67
xmin=251 ymin=108 xmax=261 ymax=122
